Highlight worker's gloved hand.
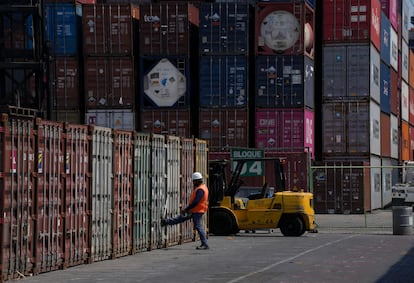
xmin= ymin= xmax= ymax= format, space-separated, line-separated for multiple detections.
xmin=181 ymin=209 xmax=188 ymax=216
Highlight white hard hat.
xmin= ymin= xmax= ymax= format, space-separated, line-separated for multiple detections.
xmin=192 ymin=172 xmax=203 ymax=181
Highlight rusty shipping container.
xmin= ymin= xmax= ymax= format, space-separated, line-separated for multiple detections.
xmin=313 ymin=161 xmax=371 ymax=214
xmin=132 ymin=133 xmax=151 ymax=253
xmin=199 ymin=108 xmax=249 ymax=152
xmin=82 ymin=3 xmax=139 ymax=56
xmin=255 ymin=2 xmax=315 ymax=58
xmin=0 ymin=115 xmax=35 ymax=281
xmin=84 ymin=57 xmax=135 ymax=108
xmin=323 ymin=0 xmax=381 ymax=49
xmin=49 ymin=57 xmax=80 ymax=110
xmin=33 ymin=119 xmax=65 ymax=274
xmin=89 ymin=126 xmax=113 ymax=262
xmin=380 ymin=112 xmax=391 ymax=157
xmin=63 ymin=124 xmax=90 ymax=268
xmin=140 ymin=109 xmax=191 ymax=137
xmin=139 ymin=3 xmax=199 ymax=56
xmin=112 ymin=130 xmax=133 ymax=258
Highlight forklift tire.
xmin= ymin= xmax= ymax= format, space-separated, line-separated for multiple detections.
xmin=280 ymin=215 xmax=305 ymax=237
xmin=210 ymin=210 xmax=235 ymax=236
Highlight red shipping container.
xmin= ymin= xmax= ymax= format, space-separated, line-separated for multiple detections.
xmin=255 ymin=108 xmax=314 ymax=158
xmin=34 ymin=119 xmax=65 ymax=274
xmin=199 ymin=108 xmax=249 ymax=152
xmin=255 ymin=2 xmax=315 ymax=58
xmin=112 ymin=130 xmax=133 ymax=258
xmin=380 ymin=112 xmax=391 ymax=157
xmin=410 ymin=126 xmax=414 ymax=160
xmin=82 ymin=3 xmax=139 ymax=56
xmin=50 ymin=57 xmax=80 ymax=110
xmin=323 ymin=0 xmax=381 ymax=50
xmin=140 ymin=109 xmax=191 ymax=137
xmin=390 ymin=68 xmax=399 ymax=115
xmin=401 ymin=121 xmax=410 ymax=161
xmin=139 ymin=3 xmax=199 ymax=56
xmin=63 ymin=124 xmax=90 ymax=268
xmin=410 ymin=87 xmax=414 ymax=126
xmin=381 ymin=0 xmax=398 ymax=30
xmin=84 ymin=57 xmax=135 ymax=108
xmin=0 ymin=115 xmax=35 ymax=281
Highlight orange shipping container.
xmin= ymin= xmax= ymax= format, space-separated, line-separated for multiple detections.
xmin=410 ymin=49 xmax=414 ymax=87
xmin=401 ymin=121 xmax=410 ymax=161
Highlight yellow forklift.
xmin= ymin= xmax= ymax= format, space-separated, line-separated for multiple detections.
xmin=208 ymin=158 xmax=317 ymax=236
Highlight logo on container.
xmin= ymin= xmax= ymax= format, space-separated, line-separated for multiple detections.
xmin=372 ymin=7 xmax=380 ymax=37
xmin=383 ymin=29 xmax=389 ymax=47
xmin=144 ymin=15 xmax=160 ymax=23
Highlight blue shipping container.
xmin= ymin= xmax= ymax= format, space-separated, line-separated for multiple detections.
xmin=140 ymin=56 xmax=191 ymax=109
xmin=199 ymin=55 xmax=248 ymax=107
xmin=45 ymin=3 xmax=78 ymax=56
xmin=255 ymin=55 xmax=310 ymax=108
xmin=381 ymin=12 xmax=391 ymax=66
xmin=199 ymin=3 xmax=249 ymax=55
xmin=380 ymin=62 xmax=391 ymax=114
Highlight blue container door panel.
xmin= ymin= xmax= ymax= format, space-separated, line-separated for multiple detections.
xmin=380 ymin=62 xmax=391 ymax=114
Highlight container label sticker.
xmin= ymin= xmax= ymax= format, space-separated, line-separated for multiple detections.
xmin=38 ymin=151 xmax=43 ymax=173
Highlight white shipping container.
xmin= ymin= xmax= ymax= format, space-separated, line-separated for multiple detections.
xmin=401 ymin=81 xmax=409 ymax=122
xmin=390 ymin=114 xmax=398 ymax=159
xmin=381 ymin=157 xmax=393 ymax=208
xmin=390 ymin=27 xmax=398 ymax=71
xmin=370 ymin=101 xmax=381 ymax=156
xmin=86 ymin=109 xmax=135 ymax=131
xmin=370 ymin=155 xmax=382 ymax=210
xmin=402 ymin=40 xmax=409 ymax=82
xmin=370 ymin=44 xmax=380 ymax=103
xmin=402 ymin=1 xmax=409 ymax=43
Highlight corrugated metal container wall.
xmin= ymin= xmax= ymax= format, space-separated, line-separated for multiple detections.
xmin=401 ymin=81 xmax=409 ymax=122
xmin=89 ymin=126 xmax=113 ymax=262
xmin=45 ymin=3 xmax=78 ymax=56
xmin=411 ymin=126 xmax=414 ymax=160
xmin=410 ymin=87 xmax=414 ymax=125
xmin=370 ymin=155 xmax=381 ymax=209
xmin=84 ymin=57 xmax=135 ymax=109
xmin=390 ymin=113 xmax=398 ymax=159
xmin=82 ymin=3 xmax=138 ymax=56
xmin=380 ymin=0 xmax=398 ymax=30
xmin=401 ymin=0 xmax=409 ymax=43
xmin=313 ymin=161 xmax=369 ymax=214
xmin=34 ymin=119 xmax=65 ymax=274
xmin=4 ymin=13 xmax=33 ymax=50
xmin=140 ymin=109 xmax=191 ymax=137
xmin=199 ymin=108 xmax=248 ymax=151
xmin=199 ymin=3 xmax=249 ymax=55
xmin=369 ymin=44 xmax=381 ymax=103
xmin=381 ymin=157 xmax=392 ymax=207
xmin=140 ymin=57 xmax=190 ymax=108
xmin=165 ymin=136 xmax=181 ymax=247
xmin=181 ymin=138 xmax=194 ymax=243
xmin=390 ymin=27 xmax=398 ymax=71
xmin=112 ymin=130 xmax=133 ymax=258
xmin=199 ymin=55 xmax=248 ymax=108
xmin=380 ymin=62 xmax=390 ymax=113
xmin=402 ymin=40 xmax=409 ymax=83
xmin=410 ymin=50 xmax=414 ymax=87
xmin=86 ymin=109 xmax=135 ymax=131
xmin=255 ymin=2 xmax=315 ymax=58
xmin=49 ymin=57 xmax=80 ymax=110
xmin=401 ymin=121 xmax=410 ymax=161
xmin=150 ymin=134 xmax=166 ymax=250
xmin=63 ymin=124 xmax=89 ymax=268
xmin=390 ymin=67 xmax=399 ymax=115
xmin=380 ymin=112 xmax=390 ymax=157
xmin=139 ymin=3 xmax=198 ymax=56
xmin=380 ymin=12 xmax=390 ymax=65
xmin=323 ymin=0 xmax=381 ymax=49
xmin=255 ymin=108 xmax=314 ymax=157
xmin=322 ymin=101 xmax=379 ymax=156
xmin=132 ymin=133 xmax=151 ymax=253
xmin=0 ymin=116 xmax=35 ymax=281
xmin=194 ymin=139 xmax=208 ymax=237
xmin=51 ymin=110 xmax=82 ymax=125
xmin=255 ymin=55 xmax=314 ymax=108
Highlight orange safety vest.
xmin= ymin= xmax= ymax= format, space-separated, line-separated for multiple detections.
xmin=188 ymin=184 xmax=209 ymax=213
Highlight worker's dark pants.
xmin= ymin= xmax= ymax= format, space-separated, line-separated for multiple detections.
xmin=165 ymin=213 xmax=208 ymax=246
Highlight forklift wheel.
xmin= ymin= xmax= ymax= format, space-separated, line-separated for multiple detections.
xmin=210 ymin=210 xmax=235 ymax=236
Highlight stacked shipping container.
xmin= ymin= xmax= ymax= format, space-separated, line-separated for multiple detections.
xmin=254 ymin=1 xmax=315 ymax=158
xmin=82 ymin=3 xmax=139 ymax=130
xmin=138 ymin=3 xmax=198 ymax=137
xmin=198 ymin=3 xmax=250 ymax=151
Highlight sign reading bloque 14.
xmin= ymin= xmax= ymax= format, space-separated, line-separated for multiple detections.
xmin=230 ymin=148 xmax=264 ymax=176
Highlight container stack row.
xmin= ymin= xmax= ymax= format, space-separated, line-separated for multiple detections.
xmin=315 ymin=0 xmax=413 ymax=213
xmin=253 ymin=0 xmax=315 ymax=159
xmin=0 ymin=113 xmax=208 ymax=282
